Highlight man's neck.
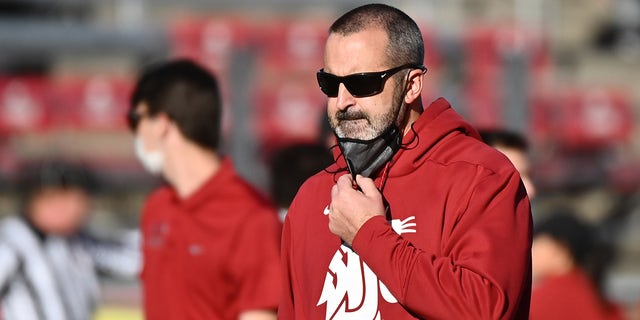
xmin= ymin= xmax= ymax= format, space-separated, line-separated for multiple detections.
xmin=164 ymin=143 xmax=222 ymax=199
xmin=401 ymin=105 xmax=423 ymax=136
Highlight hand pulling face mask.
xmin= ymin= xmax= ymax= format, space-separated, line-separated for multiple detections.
xmin=337 ymin=125 xmax=402 ymax=178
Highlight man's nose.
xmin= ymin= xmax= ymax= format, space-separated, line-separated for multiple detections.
xmin=335 ymin=83 xmax=355 ymax=111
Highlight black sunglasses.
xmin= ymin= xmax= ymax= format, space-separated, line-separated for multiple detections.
xmin=316 ymin=63 xmax=426 ymax=98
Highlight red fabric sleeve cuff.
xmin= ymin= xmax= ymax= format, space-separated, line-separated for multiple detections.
xmin=352 ymin=215 xmax=390 ymax=254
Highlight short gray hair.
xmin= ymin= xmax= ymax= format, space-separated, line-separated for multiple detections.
xmin=329 ymin=3 xmax=424 ymax=67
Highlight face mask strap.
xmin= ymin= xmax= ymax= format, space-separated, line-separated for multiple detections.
xmin=399 ymin=122 xmax=420 ymax=151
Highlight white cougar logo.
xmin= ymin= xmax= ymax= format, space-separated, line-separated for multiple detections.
xmin=317 ymin=216 xmax=416 ymax=319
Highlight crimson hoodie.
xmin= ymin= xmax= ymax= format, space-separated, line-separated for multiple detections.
xmin=279 ymin=98 xmax=532 ymax=319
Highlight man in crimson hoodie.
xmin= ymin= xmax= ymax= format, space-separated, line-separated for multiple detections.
xmin=279 ymin=4 xmax=532 ymax=319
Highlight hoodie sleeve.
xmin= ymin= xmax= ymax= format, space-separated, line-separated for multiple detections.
xmin=279 ymin=192 xmax=309 ymax=320
xmin=351 ymin=170 xmax=532 ymax=320
xmin=278 ymin=213 xmax=295 ymax=319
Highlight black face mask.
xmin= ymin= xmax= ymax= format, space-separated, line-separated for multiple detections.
xmin=337 ymin=125 xmax=402 ymax=178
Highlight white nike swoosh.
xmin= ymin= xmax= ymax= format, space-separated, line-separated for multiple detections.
xmin=323 ymin=205 xmax=330 ymax=215
xmin=189 ymin=244 xmax=204 ymax=256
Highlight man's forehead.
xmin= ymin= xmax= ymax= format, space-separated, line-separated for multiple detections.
xmin=323 ymin=28 xmax=390 ymax=74
xmin=36 ymin=186 xmax=89 ymax=197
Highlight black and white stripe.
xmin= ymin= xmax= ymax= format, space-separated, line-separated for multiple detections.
xmin=0 ymin=216 xmax=99 ymax=320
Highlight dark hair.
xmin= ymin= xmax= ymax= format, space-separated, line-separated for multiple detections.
xmin=329 ymin=4 xmax=424 ymax=67
xmin=129 ymin=59 xmax=222 ymax=151
xmin=18 ymin=160 xmax=98 ymax=198
xmin=269 ymin=143 xmax=333 ymax=209
xmin=534 ymin=208 xmax=619 ymax=298
xmin=534 ymin=210 xmax=595 ymax=266
xmin=478 ymin=129 xmax=528 ymax=151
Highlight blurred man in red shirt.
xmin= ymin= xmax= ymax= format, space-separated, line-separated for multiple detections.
xmin=128 ymin=59 xmax=281 ymax=320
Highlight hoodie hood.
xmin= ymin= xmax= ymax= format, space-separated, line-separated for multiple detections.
xmin=330 ymin=97 xmax=481 ymax=179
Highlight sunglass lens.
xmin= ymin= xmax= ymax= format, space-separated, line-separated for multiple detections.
xmin=317 ymin=72 xmax=339 ymax=97
xmin=344 ymin=74 xmax=382 ymax=97
xmin=317 ymin=71 xmax=385 ymax=97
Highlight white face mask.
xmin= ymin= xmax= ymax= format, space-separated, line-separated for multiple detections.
xmin=134 ymin=137 xmax=164 ymax=175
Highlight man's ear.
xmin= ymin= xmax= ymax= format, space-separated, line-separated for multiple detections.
xmin=154 ymin=112 xmax=173 ymax=137
xmin=404 ymin=68 xmax=425 ymax=104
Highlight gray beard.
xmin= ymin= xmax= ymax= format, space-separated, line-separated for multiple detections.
xmin=331 ymin=86 xmax=406 ymax=140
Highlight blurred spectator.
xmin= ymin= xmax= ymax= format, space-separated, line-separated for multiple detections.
xmin=594 ymin=0 xmax=640 ymax=62
xmin=479 ymin=128 xmax=536 ymax=199
xmin=530 ymin=210 xmax=624 ymax=320
xmin=269 ymin=143 xmax=333 ymax=222
xmin=0 ymin=160 xmax=139 ymax=320
xmin=128 ymin=59 xmax=281 ymax=320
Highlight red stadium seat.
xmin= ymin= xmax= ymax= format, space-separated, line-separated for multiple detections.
xmin=253 ymin=80 xmax=326 ymax=156
xmin=255 ymin=19 xmax=328 ymax=73
xmin=462 ymin=77 xmax=503 ymax=129
xmin=554 ymin=88 xmax=634 ymax=150
xmin=462 ymin=23 xmax=553 ymax=131
xmin=529 ymin=89 xmax=555 ymax=144
xmin=51 ymin=75 xmax=133 ymax=130
xmin=463 ymin=23 xmax=550 ymax=81
xmin=0 ymin=77 xmax=51 ymax=133
xmin=168 ymin=16 xmax=251 ymax=74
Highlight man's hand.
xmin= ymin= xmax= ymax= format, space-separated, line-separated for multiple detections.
xmin=238 ymin=310 xmax=277 ymax=320
xmin=329 ymin=174 xmax=386 ymax=245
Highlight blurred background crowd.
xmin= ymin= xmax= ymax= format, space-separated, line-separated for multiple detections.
xmin=0 ymin=0 xmax=639 ymax=319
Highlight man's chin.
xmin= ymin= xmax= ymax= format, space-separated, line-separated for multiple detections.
xmin=338 ymin=119 xmax=385 ymax=139
xmin=336 ymin=128 xmax=377 ymax=140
